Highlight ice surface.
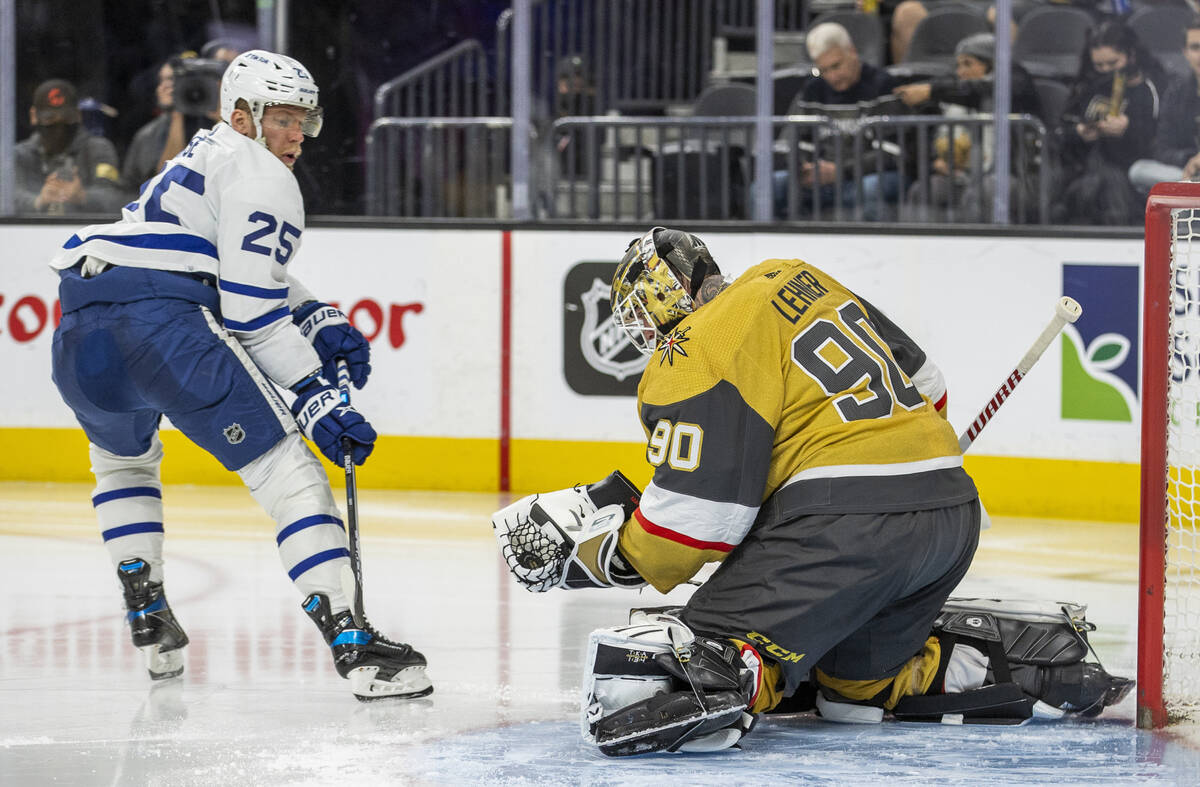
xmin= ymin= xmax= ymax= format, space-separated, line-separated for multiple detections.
xmin=2 ymin=483 xmax=1197 ymax=785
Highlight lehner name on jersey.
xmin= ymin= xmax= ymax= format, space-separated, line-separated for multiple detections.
xmin=769 ymin=269 xmax=831 ymax=324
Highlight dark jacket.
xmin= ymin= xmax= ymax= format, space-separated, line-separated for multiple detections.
xmin=1062 ymin=72 xmax=1161 ymax=172
xmin=15 ymin=126 xmax=128 ymax=214
xmin=1151 ymin=72 xmax=1200 ymax=168
xmin=926 ymin=64 xmax=1042 ymax=120
xmin=801 ymin=61 xmax=899 ymax=105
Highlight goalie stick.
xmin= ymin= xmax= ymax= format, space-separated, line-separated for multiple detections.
xmin=957 ymin=296 xmax=1082 ymax=452
xmin=336 ymin=359 xmax=366 ymax=628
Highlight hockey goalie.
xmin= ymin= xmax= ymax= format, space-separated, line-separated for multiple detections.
xmin=491 ymin=227 xmax=1131 ymax=755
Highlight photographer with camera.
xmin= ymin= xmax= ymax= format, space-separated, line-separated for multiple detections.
xmin=122 ymin=53 xmax=230 ymax=191
xmin=15 ymin=78 xmax=125 ymax=215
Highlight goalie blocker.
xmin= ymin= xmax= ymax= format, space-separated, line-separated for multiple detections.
xmin=583 ymin=599 xmax=1133 ymax=756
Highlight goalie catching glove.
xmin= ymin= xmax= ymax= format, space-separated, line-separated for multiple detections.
xmin=492 ymin=470 xmax=644 ymax=592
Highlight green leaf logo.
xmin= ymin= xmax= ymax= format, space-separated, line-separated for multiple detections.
xmin=1061 ymin=327 xmax=1136 ymax=422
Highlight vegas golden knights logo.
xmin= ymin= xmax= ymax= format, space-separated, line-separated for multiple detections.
xmin=563 ymin=262 xmax=647 ymax=396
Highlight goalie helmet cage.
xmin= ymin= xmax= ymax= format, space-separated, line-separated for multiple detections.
xmin=1140 ymin=181 xmax=1200 ymax=729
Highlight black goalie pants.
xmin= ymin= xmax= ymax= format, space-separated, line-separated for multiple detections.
xmin=680 ymin=499 xmax=981 ymax=696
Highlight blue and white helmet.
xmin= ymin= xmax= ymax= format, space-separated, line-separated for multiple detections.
xmin=219 ymin=49 xmax=323 ymax=138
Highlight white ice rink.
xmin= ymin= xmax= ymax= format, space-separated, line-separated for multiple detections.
xmin=3 ymin=481 xmax=1199 ymax=785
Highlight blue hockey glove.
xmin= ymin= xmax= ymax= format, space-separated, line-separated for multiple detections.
xmin=293 ymin=301 xmax=372 ymax=389
xmin=290 ymin=375 xmax=377 ymax=465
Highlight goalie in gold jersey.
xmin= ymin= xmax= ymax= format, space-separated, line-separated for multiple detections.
xmin=492 ymin=228 xmax=1132 ymax=755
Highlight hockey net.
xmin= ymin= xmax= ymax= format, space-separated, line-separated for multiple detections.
xmin=1141 ymin=181 xmax=1200 ymax=728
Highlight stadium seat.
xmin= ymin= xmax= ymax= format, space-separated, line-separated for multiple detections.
xmin=1013 ymin=5 xmax=1096 ymax=80
xmin=1129 ymin=5 xmax=1193 ymax=82
xmin=1033 ymin=77 xmax=1071 ymax=125
xmin=692 ymin=82 xmax=757 ymax=116
xmin=773 ymin=67 xmax=813 ymax=115
xmin=811 ymin=10 xmax=887 ymax=67
xmin=902 ymin=6 xmax=990 ymax=78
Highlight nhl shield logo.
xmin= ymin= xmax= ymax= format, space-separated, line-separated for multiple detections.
xmin=580 ymin=278 xmax=647 ymax=382
xmin=563 ymin=262 xmax=647 ymax=396
xmin=223 ymin=423 xmax=246 ymax=445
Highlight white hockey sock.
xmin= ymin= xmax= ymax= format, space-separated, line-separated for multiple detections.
xmin=91 ymin=437 xmax=166 ymax=583
xmin=240 ymin=433 xmax=351 ymax=610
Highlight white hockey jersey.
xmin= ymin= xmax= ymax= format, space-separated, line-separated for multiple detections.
xmin=49 ymin=123 xmax=321 ymax=389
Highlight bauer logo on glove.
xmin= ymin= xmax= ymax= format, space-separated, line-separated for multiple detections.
xmin=293 ymin=301 xmax=372 ymax=389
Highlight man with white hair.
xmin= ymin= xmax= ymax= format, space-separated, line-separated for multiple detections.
xmin=802 ymin=22 xmax=899 ymax=103
xmin=774 ymin=22 xmax=906 ymax=220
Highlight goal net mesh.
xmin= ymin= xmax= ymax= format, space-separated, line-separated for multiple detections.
xmin=1164 ymin=206 xmax=1200 ymax=723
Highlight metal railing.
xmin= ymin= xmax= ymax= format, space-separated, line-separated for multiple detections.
xmin=365 ymin=113 xmax=1050 ymax=223
xmin=772 ymin=113 xmax=1049 ymax=223
xmin=368 ymin=0 xmax=814 ymax=124
xmin=544 ymin=116 xmax=760 ymax=220
xmin=373 ymin=40 xmax=492 ymax=118
xmin=544 ymin=114 xmax=1050 ymax=223
xmin=858 ymin=114 xmax=1049 ymax=225
xmin=366 ymin=118 xmax=514 ymax=217
xmin=716 ymin=0 xmax=809 ymax=34
xmin=496 ymin=0 xmax=722 ymax=116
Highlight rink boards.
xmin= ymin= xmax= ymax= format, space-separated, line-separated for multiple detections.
xmin=2 ymin=223 xmax=1142 ymax=520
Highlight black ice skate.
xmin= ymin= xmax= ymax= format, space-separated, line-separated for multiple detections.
xmin=117 ymin=558 xmax=189 ymax=680
xmin=303 ymin=593 xmax=433 ymax=701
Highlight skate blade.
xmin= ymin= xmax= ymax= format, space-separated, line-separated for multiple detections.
xmin=348 ymin=665 xmax=434 ymax=702
xmin=141 ymin=643 xmax=185 ymax=681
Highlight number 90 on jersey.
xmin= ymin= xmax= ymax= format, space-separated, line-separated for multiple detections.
xmin=647 ymin=419 xmax=704 ymax=471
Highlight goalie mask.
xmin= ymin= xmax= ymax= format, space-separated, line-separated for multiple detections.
xmin=220 ymin=50 xmax=323 ymax=140
xmin=611 ymin=227 xmax=720 ymax=356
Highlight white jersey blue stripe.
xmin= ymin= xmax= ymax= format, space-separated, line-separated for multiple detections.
xmin=50 ymin=123 xmax=321 ymax=389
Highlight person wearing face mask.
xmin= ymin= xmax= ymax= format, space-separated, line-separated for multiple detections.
xmin=1055 ymin=19 xmax=1165 ymax=226
xmin=15 ymin=79 xmax=125 ymax=215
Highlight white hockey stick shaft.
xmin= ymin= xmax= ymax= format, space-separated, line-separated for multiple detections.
xmin=957 ymin=296 xmax=1082 ymax=453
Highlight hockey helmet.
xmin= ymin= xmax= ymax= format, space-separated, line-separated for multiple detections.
xmin=220 ymin=50 xmax=323 ymax=139
xmin=610 ymin=227 xmax=719 ymax=355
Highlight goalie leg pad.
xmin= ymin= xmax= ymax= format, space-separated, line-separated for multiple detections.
xmin=925 ymin=598 xmax=1133 ymax=720
xmin=594 ymin=690 xmax=747 ymax=757
xmin=582 ymin=615 xmax=755 ymax=756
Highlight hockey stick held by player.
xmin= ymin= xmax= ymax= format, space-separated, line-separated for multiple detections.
xmin=49 ymin=49 xmax=429 ymax=701
xmin=493 ymin=227 xmax=1129 ymax=754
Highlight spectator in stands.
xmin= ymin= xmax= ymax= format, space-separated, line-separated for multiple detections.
xmin=882 ymin=0 xmax=1035 ymax=65
xmin=14 ymin=79 xmax=125 ymax=215
xmin=893 ymin=32 xmax=1042 ymax=221
xmin=123 ymin=49 xmax=236 ymax=190
xmin=1128 ymin=17 xmax=1200 ymax=194
xmin=1055 ymin=19 xmax=1164 ymax=225
xmin=773 ymin=22 xmax=905 ymax=220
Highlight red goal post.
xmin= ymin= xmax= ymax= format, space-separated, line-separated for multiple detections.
xmin=1140 ymin=181 xmax=1200 ymax=729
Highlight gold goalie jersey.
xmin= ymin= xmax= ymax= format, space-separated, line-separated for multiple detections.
xmin=617 ymin=258 xmax=976 ymax=593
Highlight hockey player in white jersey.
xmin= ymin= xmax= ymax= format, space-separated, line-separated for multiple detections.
xmin=49 ymin=50 xmax=431 ymax=701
